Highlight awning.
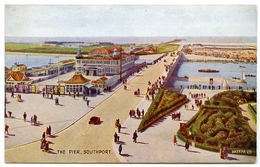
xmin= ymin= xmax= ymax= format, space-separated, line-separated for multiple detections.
xmin=84 ymin=83 xmax=94 ymax=88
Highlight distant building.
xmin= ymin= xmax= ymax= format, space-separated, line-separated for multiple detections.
xmin=5 ymin=66 xmax=10 ymax=76
xmin=5 ymin=70 xmax=33 ymax=93
xmin=11 ymin=63 xmax=27 ymax=72
xmin=75 ymin=46 xmax=135 ymax=80
xmin=58 ymin=73 xmax=90 ymax=94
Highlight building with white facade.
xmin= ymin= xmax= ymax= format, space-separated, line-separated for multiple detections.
xmin=75 ymin=46 xmax=136 ymax=80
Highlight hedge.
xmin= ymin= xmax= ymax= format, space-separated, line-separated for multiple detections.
xmin=248 ymin=104 xmax=257 ymax=123
xmin=138 ymin=89 xmax=188 ymax=132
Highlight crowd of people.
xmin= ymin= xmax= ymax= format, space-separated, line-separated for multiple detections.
xmin=129 ymin=108 xmax=145 ymax=119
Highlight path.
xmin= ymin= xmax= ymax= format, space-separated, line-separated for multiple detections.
xmin=5 ymin=53 xmax=173 ymax=163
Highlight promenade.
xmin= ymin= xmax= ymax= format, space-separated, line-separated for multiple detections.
xmin=112 ymin=88 xmax=256 ymax=163
xmin=5 ymin=53 xmax=171 ymax=163
xmin=5 ymin=51 xmax=256 ymax=163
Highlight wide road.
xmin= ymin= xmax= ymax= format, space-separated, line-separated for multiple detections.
xmin=5 ymin=53 xmax=173 ymax=163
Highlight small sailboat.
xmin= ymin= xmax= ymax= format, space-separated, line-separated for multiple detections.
xmin=241 ymin=72 xmax=247 ymax=83
xmin=222 ymin=79 xmax=230 ymax=90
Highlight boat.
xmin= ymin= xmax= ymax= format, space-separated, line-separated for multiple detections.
xmin=232 ymin=77 xmax=240 ymax=80
xmin=198 ymin=69 xmax=219 ymax=73
xmin=245 ymin=74 xmax=256 ymax=77
xmin=241 ymin=72 xmax=247 ymax=83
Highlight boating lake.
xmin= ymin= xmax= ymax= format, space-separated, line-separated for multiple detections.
xmin=5 ymin=54 xmax=74 ymax=69
xmin=171 ymin=61 xmax=257 ymax=90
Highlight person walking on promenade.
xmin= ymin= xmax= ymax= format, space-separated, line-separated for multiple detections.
xmin=48 ymin=125 xmax=52 ymax=136
xmin=185 ymin=140 xmax=189 ymax=151
xmin=223 ymin=146 xmax=228 ymax=159
xmin=30 ymin=116 xmax=33 ymax=125
xmin=33 ymin=115 xmax=37 ymax=125
xmin=23 ymin=112 xmax=27 ymax=122
xmin=141 ymin=109 xmax=145 ymax=118
xmin=5 ymin=124 xmax=9 ymax=135
xmin=118 ymin=123 xmax=121 ymax=133
xmin=86 ymin=100 xmax=90 ymax=107
xmin=43 ymin=141 xmax=49 ymax=152
xmin=220 ymin=144 xmax=224 ymax=159
xmin=118 ymin=144 xmax=122 ymax=155
xmin=173 ymin=134 xmax=177 ymax=145
xmin=114 ymin=132 xmax=119 ymax=142
xmin=133 ymin=130 xmax=138 ymax=143
xmin=46 ymin=126 xmax=49 ymax=136
xmin=11 ymin=90 xmax=14 ymax=98
xmin=40 ymin=138 xmax=46 ymax=149
xmin=42 ymin=132 xmax=46 ymax=139
xmin=74 ymin=92 xmax=76 ymax=99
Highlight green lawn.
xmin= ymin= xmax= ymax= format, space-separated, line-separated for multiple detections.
xmin=5 ymin=43 xmax=130 ymax=54
xmin=157 ymin=44 xmax=179 ymax=53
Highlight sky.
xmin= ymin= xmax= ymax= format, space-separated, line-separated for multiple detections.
xmin=4 ymin=3 xmax=257 ymax=37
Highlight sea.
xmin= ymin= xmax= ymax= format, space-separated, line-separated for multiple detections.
xmin=5 ymin=36 xmax=257 ymax=44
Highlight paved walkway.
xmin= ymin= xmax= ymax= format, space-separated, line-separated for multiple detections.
xmin=5 ymin=53 xmax=171 ymax=163
xmin=112 ymin=89 xmax=256 ymax=163
xmin=5 ymin=51 xmax=256 ymax=163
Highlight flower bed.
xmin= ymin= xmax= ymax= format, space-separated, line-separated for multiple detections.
xmin=137 ymin=89 xmax=188 ymax=132
xmin=178 ymin=90 xmax=256 ymax=156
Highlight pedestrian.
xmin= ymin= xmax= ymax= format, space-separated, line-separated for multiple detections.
xmin=173 ymin=134 xmax=177 ymax=145
xmin=40 ymin=138 xmax=46 ymax=149
xmin=137 ymin=88 xmax=140 ymax=96
xmin=114 ymin=132 xmax=119 ymax=142
xmin=223 ymin=146 xmax=228 ymax=159
xmin=115 ymin=119 xmax=120 ymax=128
xmin=74 ymin=92 xmax=76 ymax=99
xmin=30 ymin=116 xmax=33 ymax=125
xmin=118 ymin=123 xmax=121 ymax=133
xmin=220 ymin=144 xmax=224 ymax=159
xmin=49 ymin=125 xmax=51 ymax=136
xmin=11 ymin=90 xmax=14 ymax=98
xmin=118 ymin=144 xmax=122 ymax=155
xmin=42 ymin=132 xmax=46 ymax=139
xmin=8 ymin=111 xmax=12 ymax=118
xmin=34 ymin=115 xmax=37 ymax=125
xmin=5 ymin=124 xmax=9 ymax=135
xmin=46 ymin=126 xmax=49 ymax=136
xmin=23 ymin=112 xmax=27 ymax=122
xmin=44 ymin=141 xmax=49 ymax=152
xmin=185 ymin=140 xmax=189 ymax=151
xmin=141 ymin=109 xmax=145 ymax=118
xmin=86 ymin=100 xmax=90 ymax=107
xmin=133 ymin=130 xmax=138 ymax=143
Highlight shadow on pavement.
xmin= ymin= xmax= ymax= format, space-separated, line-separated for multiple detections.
xmin=7 ymin=133 xmax=16 ymax=137
xmin=34 ymin=122 xmax=43 ymax=126
xmin=116 ymin=141 xmax=127 ymax=145
xmin=188 ymin=150 xmax=200 ymax=153
xmin=176 ymin=144 xmax=185 ymax=147
xmin=243 ymin=116 xmax=250 ymax=121
xmin=225 ymin=156 xmax=239 ymax=161
xmin=47 ymin=148 xmax=57 ymax=154
xmin=49 ymin=135 xmax=58 ymax=138
xmin=119 ymin=132 xmax=130 ymax=135
xmin=136 ymin=141 xmax=148 ymax=144
xmin=120 ymin=153 xmax=132 ymax=157
xmin=48 ymin=141 xmax=54 ymax=144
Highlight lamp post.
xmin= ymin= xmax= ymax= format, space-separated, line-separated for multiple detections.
xmin=55 ymin=55 xmax=60 ymax=82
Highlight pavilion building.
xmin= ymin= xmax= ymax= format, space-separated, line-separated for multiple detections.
xmin=75 ymin=46 xmax=135 ymax=80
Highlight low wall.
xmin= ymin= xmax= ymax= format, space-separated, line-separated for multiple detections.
xmin=162 ymin=51 xmax=184 ymax=90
